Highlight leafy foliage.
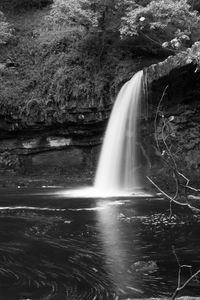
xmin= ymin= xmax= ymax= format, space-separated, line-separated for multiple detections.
xmin=0 ymin=11 xmax=13 ymax=45
xmin=45 ymin=0 xmax=139 ymax=34
xmin=38 ymin=36 xmax=137 ymax=109
xmin=37 ymin=0 xmax=155 ymax=110
xmin=46 ymin=0 xmax=99 ymax=30
xmin=120 ymin=0 xmax=200 ymax=50
xmin=0 ymin=0 xmax=200 ymax=124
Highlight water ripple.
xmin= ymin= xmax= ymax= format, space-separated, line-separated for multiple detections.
xmin=0 ymin=206 xmax=66 ymax=211
xmin=0 ymin=233 xmax=116 ymax=300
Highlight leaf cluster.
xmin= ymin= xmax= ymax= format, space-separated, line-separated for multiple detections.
xmin=0 ymin=11 xmax=13 ymax=45
xmin=120 ymin=0 xmax=200 ymax=50
xmin=46 ymin=0 xmax=100 ymax=31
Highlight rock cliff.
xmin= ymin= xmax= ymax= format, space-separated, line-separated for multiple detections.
xmin=0 ymin=42 xmax=200 ymax=187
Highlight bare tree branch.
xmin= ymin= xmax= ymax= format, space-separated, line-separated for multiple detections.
xmin=148 ymin=85 xmax=200 ymax=212
xmin=147 ymin=86 xmax=200 ymax=299
xmin=171 ymin=268 xmax=200 ymax=300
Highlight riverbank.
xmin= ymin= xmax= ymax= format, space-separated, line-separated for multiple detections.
xmin=0 ymin=170 xmax=94 ymax=188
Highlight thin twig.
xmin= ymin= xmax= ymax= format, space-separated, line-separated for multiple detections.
xmin=171 ymin=269 xmax=200 ymax=300
xmin=147 ymin=176 xmax=200 ymax=213
xmin=150 ymin=86 xmax=200 ymax=210
xmin=140 ymin=32 xmax=176 ymax=54
xmin=154 ymin=85 xmax=168 ymax=152
xmin=177 ymin=171 xmax=200 ymax=192
xmin=149 ymin=86 xmax=200 ymax=300
xmin=171 ymin=246 xmax=199 ymax=300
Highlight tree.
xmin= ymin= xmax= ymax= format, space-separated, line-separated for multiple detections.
xmin=0 ymin=11 xmax=12 ymax=45
xmin=37 ymin=0 xmax=200 ymax=110
xmin=46 ymin=0 xmax=139 ymax=35
xmin=45 ymin=0 xmax=200 ymax=56
xmin=46 ymin=0 xmax=99 ymax=30
xmin=120 ymin=0 xmax=200 ymax=51
xmin=39 ymin=0 xmax=145 ymax=108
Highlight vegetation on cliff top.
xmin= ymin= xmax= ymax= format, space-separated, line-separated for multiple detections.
xmin=0 ymin=0 xmax=200 ymax=125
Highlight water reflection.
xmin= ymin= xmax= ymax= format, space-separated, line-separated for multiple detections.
xmin=96 ymin=199 xmax=147 ymax=297
xmin=96 ymin=198 xmax=200 ymax=298
xmin=97 ymin=200 xmax=129 ymax=294
xmin=0 ymin=191 xmax=199 ymax=299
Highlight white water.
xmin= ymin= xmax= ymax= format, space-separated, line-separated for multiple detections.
xmin=94 ymin=71 xmax=143 ymax=194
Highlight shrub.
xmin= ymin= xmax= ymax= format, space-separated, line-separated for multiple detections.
xmin=120 ymin=0 xmax=200 ymax=50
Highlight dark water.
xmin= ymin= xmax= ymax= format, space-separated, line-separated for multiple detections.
xmin=0 ymin=188 xmax=200 ymax=300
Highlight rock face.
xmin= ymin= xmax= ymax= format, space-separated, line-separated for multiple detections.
xmin=141 ymin=42 xmax=200 ymax=189
xmin=141 ymin=104 xmax=200 ymax=189
xmin=0 ymin=43 xmax=200 ymax=187
xmin=0 ymin=125 xmax=102 ymax=185
xmin=144 ymin=42 xmax=200 ymax=86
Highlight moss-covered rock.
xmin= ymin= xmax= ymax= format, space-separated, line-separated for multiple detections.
xmin=144 ymin=42 xmax=200 ymax=85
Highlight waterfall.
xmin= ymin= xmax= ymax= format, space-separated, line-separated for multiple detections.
xmin=94 ymin=71 xmax=143 ymax=194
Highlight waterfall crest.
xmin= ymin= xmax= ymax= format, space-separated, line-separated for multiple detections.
xmin=94 ymin=71 xmax=143 ymax=194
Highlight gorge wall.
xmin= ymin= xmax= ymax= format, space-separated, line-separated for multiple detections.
xmin=142 ymin=43 xmax=200 ymax=190
xmin=0 ymin=43 xmax=200 ymax=188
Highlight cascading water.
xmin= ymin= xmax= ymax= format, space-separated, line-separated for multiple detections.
xmin=94 ymin=71 xmax=144 ymax=194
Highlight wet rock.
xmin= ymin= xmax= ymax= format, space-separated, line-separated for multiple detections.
xmin=130 ymin=261 xmax=158 ymax=274
xmin=144 ymin=42 xmax=200 ymax=85
xmin=0 ymin=42 xmax=199 ymax=186
xmin=142 ymin=42 xmax=200 ymax=187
